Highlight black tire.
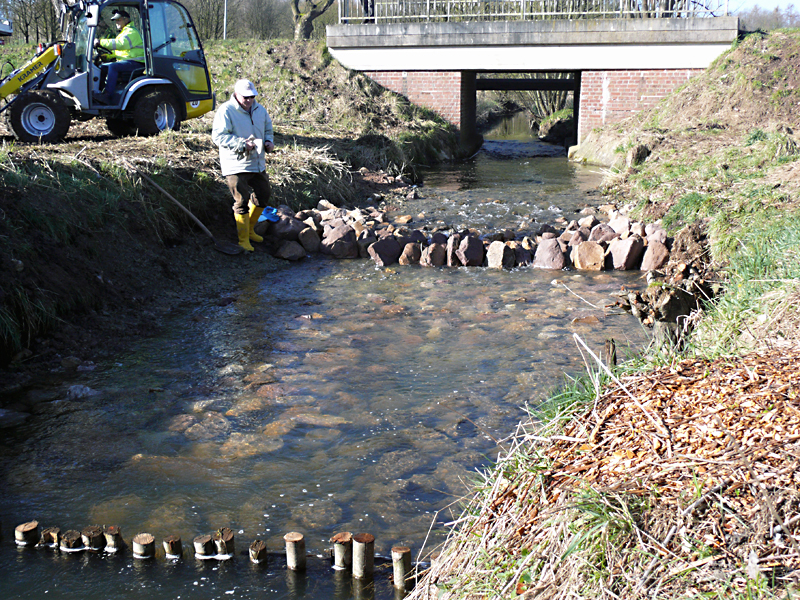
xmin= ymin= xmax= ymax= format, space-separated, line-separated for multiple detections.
xmin=106 ymin=117 xmax=136 ymax=137
xmin=7 ymin=90 xmax=71 ymax=143
xmin=132 ymin=89 xmax=182 ymax=136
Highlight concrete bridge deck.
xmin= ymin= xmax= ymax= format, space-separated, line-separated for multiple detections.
xmin=326 ymin=17 xmax=740 ymax=148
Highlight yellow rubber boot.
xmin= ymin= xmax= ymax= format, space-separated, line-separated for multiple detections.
xmin=234 ymin=213 xmax=254 ymax=252
xmin=249 ymin=205 xmax=264 ymax=243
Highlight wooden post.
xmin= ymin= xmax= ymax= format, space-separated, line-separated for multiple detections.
xmin=391 ymin=546 xmax=412 ymax=590
xmin=82 ymin=525 xmax=105 ymax=551
xmin=330 ymin=531 xmax=353 ymax=570
xmin=194 ymin=534 xmax=214 ymax=559
xmin=352 ymin=533 xmax=375 ymax=579
xmin=15 ymin=521 xmax=39 ymax=546
xmin=132 ymin=533 xmax=155 ymax=559
xmin=284 ymin=532 xmax=306 ymax=571
xmin=604 ymin=338 xmax=617 ymax=367
xmin=212 ymin=527 xmax=235 ymax=557
xmin=39 ymin=526 xmax=60 ymax=547
xmin=60 ymin=529 xmax=84 ymax=552
xmin=249 ymin=539 xmax=267 ymax=563
xmin=163 ymin=534 xmax=182 ymax=558
xmin=103 ymin=525 xmax=124 ymax=552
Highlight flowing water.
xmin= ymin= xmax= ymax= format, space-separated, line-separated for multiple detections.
xmin=0 ymin=124 xmax=648 ymax=599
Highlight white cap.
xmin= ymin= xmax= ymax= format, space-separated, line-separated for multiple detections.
xmin=234 ymin=79 xmax=258 ymax=98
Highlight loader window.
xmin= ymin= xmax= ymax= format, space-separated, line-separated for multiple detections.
xmin=148 ymin=1 xmax=200 ymax=58
xmin=74 ymin=13 xmax=90 ymax=72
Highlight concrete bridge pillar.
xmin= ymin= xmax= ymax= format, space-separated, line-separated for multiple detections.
xmin=459 ymin=71 xmax=482 ymax=154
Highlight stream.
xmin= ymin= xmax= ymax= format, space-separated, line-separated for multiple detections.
xmin=0 ymin=121 xmax=648 ymax=599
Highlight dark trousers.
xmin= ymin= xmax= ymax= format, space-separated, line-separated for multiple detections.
xmin=226 ymin=171 xmax=271 ymax=215
xmin=100 ymin=60 xmax=142 ymax=98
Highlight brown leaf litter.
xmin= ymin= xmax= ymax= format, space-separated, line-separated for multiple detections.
xmin=413 ymin=348 xmax=800 ymax=599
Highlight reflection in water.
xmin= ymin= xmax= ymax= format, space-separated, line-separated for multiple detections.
xmin=0 ymin=133 xmax=647 ymax=599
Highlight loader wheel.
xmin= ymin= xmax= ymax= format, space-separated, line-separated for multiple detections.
xmin=133 ymin=90 xmax=181 ymax=136
xmin=8 ymin=90 xmax=71 ymax=143
xmin=106 ymin=117 xmax=136 ymax=137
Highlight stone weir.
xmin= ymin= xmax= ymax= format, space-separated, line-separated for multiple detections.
xmin=253 ymin=198 xmax=671 ymax=274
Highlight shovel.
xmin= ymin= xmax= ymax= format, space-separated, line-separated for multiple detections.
xmin=128 ymin=163 xmax=244 ymax=255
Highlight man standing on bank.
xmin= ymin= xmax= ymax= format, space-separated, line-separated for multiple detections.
xmin=211 ymin=79 xmax=275 ymax=252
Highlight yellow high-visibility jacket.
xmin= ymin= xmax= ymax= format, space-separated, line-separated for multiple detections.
xmin=99 ymin=24 xmax=144 ymax=62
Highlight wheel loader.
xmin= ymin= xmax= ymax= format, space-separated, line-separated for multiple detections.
xmin=0 ymin=0 xmax=214 ymax=142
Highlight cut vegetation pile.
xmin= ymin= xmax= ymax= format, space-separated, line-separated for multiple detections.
xmin=414 ymin=348 xmax=800 ymax=599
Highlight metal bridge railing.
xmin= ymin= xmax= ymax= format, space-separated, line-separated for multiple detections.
xmin=338 ymin=0 xmax=728 ymax=24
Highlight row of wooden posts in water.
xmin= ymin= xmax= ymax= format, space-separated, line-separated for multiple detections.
xmin=13 ymin=520 xmax=415 ymax=590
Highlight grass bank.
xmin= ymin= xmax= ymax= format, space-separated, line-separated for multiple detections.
xmin=408 ymin=30 xmax=800 ymax=599
xmin=0 ymin=39 xmax=460 ymax=368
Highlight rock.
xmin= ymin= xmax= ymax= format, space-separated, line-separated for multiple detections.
xmin=571 ymin=241 xmax=605 ymax=271
xmin=578 ymin=215 xmax=600 ymax=229
xmin=589 ymin=223 xmax=618 ymax=243
xmin=487 ymin=241 xmax=515 ymax=269
xmin=646 ymin=223 xmax=668 ymax=245
xmin=399 ymin=243 xmax=422 ymax=265
xmin=61 ymin=356 xmax=81 ymax=370
xmin=317 ymin=199 xmax=337 ymax=211
xmin=430 ymin=232 xmax=448 ymax=245
xmin=259 ymin=214 xmax=306 ymax=241
xmin=538 ymin=114 xmax=575 ymax=145
xmin=640 ymin=240 xmax=670 ymax=271
xmin=568 ymin=228 xmax=590 ymax=247
xmin=626 ymin=144 xmax=650 ymax=167
xmin=510 ymin=241 xmax=532 ymax=267
xmin=368 ymin=236 xmax=403 ymax=267
xmin=609 ymin=236 xmax=645 ymax=270
xmin=356 ymin=229 xmax=377 ymax=259
xmin=420 ymin=243 xmax=447 ymax=267
xmin=298 ymin=227 xmax=321 ymax=254
xmin=275 ymin=240 xmax=306 ymax=261
xmin=608 ymin=214 xmax=631 ymax=236
xmin=630 ymin=222 xmax=646 ymax=238
xmin=67 ymin=385 xmax=99 ymax=400
xmin=395 ymin=215 xmax=413 ymax=224
xmin=446 ymin=233 xmax=462 ymax=266
xmin=321 ymin=223 xmax=359 ymax=259
xmin=533 ymin=238 xmax=566 ymax=270
xmin=456 ymin=235 xmax=485 ymax=266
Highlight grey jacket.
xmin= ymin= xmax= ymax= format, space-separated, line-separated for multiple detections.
xmin=211 ymin=98 xmax=274 ymax=176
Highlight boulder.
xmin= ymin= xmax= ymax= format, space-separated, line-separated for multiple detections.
xmin=398 ymin=243 xmax=422 ymax=265
xmin=420 ymin=243 xmax=447 ymax=267
xmin=640 ymin=240 xmax=670 ymax=271
xmin=487 ymin=241 xmax=515 ymax=269
xmin=609 ymin=236 xmax=645 ymax=270
xmin=568 ymin=228 xmax=590 ymax=247
xmin=446 ymin=233 xmax=462 ymax=266
xmin=356 ymin=229 xmax=377 ymax=259
xmin=368 ymin=236 xmax=403 ymax=267
xmin=510 ymin=241 xmax=532 ymax=267
xmin=608 ymin=214 xmax=631 ymax=236
xmin=571 ymin=241 xmax=605 ymax=271
xmin=275 ymin=240 xmax=306 ymax=261
xmin=589 ymin=223 xmax=619 ymax=243
xmin=456 ymin=235 xmax=484 ymax=267
xmin=533 ymin=238 xmax=566 ymax=270
xmin=298 ymin=227 xmax=320 ymax=254
xmin=430 ymin=232 xmax=448 ymax=245
xmin=321 ymin=223 xmax=359 ymax=259
xmin=578 ymin=215 xmax=600 ymax=229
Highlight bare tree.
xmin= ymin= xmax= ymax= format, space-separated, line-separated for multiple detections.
xmin=184 ymin=0 xmax=233 ymax=39
xmin=9 ymin=0 xmax=37 ymax=42
xmin=243 ymin=0 xmax=292 ymax=38
xmin=290 ymin=0 xmax=335 ymax=40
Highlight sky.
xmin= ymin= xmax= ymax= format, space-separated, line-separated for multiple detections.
xmin=730 ymin=0 xmax=792 ymax=12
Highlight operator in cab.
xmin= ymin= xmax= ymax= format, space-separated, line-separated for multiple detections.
xmin=93 ymin=9 xmax=144 ymax=104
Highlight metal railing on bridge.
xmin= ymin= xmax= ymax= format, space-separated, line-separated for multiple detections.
xmin=338 ymin=0 xmax=729 ymax=24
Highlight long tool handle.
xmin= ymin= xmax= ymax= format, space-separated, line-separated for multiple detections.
xmin=127 ymin=161 xmax=216 ymax=241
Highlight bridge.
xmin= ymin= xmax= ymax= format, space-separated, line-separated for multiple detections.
xmin=326 ymin=3 xmax=739 ymax=151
